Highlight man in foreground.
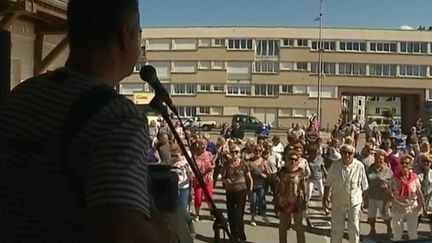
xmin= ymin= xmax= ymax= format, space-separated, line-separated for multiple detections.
xmin=0 ymin=0 xmax=175 ymax=242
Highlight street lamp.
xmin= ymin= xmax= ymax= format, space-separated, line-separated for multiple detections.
xmin=315 ymin=0 xmax=324 ymax=130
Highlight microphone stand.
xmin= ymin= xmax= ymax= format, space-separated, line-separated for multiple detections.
xmin=149 ymin=96 xmax=236 ymax=243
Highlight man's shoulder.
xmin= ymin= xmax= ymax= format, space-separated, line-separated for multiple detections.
xmin=353 ymin=159 xmax=365 ymax=168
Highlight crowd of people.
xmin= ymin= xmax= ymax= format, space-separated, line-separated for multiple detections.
xmin=148 ymin=115 xmax=432 ymax=243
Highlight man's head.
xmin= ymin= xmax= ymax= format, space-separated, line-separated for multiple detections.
xmin=157 ymin=132 xmax=169 ymax=145
xmin=66 ymin=0 xmax=141 ymax=81
xmin=340 ymin=144 xmax=355 ymax=165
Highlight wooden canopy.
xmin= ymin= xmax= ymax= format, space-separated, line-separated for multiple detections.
xmin=0 ymin=0 xmax=68 ymax=74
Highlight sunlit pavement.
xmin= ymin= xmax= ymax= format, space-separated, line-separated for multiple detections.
xmin=193 ymin=182 xmax=431 ymax=243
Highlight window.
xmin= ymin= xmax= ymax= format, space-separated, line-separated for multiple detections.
xmin=212 ymin=39 xmax=225 ymax=47
xmin=227 ymin=39 xmax=253 ymax=50
xmin=198 ymin=84 xmax=211 ymax=92
xmin=297 ymin=39 xmax=308 ymax=47
xmin=172 ymin=84 xmax=196 ymax=95
xmin=279 ymin=108 xmax=292 ymax=117
xmin=307 ymin=86 xmax=337 ymax=98
xmin=198 ymin=39 xmax=211 ymax=47
xmin=296 ymin=62 xmax=308 ymax=71
xmin=400 ymin=42 xmax=428 ymax=54
xmin=311 ymin=41 xmax=336 ymax=51
xmin=149 ymin=61 xmax=170 ymax=79
xmin=119 ymin=83 xmax=144 ymax=95
xmin=358 ymin=109 xmax=362 ymax=116
xmin=280 ymin=62 xmax=294 ymax=71
xmin=292 ymin=109 xmax=306 ymax=117
xmin=133 ymin=64 xmax=141 ymax=73
xmin=254 ymin=61 xmax=279 ymax=73
xmin=211 ymin=107 xmax=223 ymax=115
xmin=226 ymin=85 xmax=251 ymax=96
xmin=399 ymin=65 xmax=427 ymax=77
xmin=358 ymin=100 xmax=362 ymax=106
xmin=256 ymin=40 xmax=279 ymax=56
xmin=212 ymin=61 xmax=225 ymax=70
xmin=338 ymin=63 xmax=366 ymax=75
xmin=339 ymin=41 xmax=366 ymax=52
xmin=172 ymin=61 xmax=196 ymax=73
xmin=212 ymin=84 xmax=225 ymax=92
xmin=311 ymin=62 xmax=336 ymax=74
xmin=280 ymin=85 xmax=293 ymax=94
xmin=197 ymin=106 xmax=211 ymax=115
xmin=293 ymin=85 xmax=306 ymax=94
xmin=172 ymin=39 xmax=197 ymax=50
xmin=178 ymin=106 xmax=197 ymax=117
xmin=226 ymin=61 xmax=251 ymax=80
xmin=369 ymin=42 xmax=397 ymax=53
xmin=369 ymin=64 xmax=397 ymax=76
xmin=147 ymin=39 xmax=171 ymax=50
xmin=375 ymin=108 xmax=380 ymax=115
xmin=282 ymin=39 xmax=294 ymax=47
xmin=254 ymin=85 xmax=278 ymax=96
xmin=198 ymin=61 xmax=211 ymax=70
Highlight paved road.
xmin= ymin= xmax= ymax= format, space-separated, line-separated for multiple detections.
xmin=192 ymin=183 xmax=431 ymax=243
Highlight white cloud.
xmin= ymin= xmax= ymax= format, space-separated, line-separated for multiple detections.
xmin=400 ymin=25 xmax=414 ymax=30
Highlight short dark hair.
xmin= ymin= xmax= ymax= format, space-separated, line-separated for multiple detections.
xmin=67 ymin=0 xmax=139 ymax=51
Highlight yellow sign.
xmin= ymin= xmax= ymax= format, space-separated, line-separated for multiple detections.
xmin=133 ymin=92 xmax=155 ymax=105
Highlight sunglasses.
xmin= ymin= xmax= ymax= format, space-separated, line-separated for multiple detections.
xmin=230 ymin=150 xmax=240 ymax=154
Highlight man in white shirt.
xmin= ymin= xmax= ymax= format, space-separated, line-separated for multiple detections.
xmin=323 ymin=144 xmax=368 ymax=243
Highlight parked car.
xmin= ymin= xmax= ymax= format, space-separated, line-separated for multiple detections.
xmin=232 ymin=114 xmax=267 ymax=131
xmin=179 ymin=116 xmax=217 ymax=131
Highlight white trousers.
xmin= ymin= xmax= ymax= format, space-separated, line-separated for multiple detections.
xmin=391 ymin=211 xmax=419 ymax=241
xmin=331 ymin=204 xmax=361 ymax=243
xmin=307 ymin=179 xmax=324 ymax=201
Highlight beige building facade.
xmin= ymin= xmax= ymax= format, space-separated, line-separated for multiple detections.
xmin=120 ymin=27 xmax=432 ymax=130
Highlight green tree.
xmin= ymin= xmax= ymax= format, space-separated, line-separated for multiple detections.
xmin=382 ymin=109 xmax=394 ymax=119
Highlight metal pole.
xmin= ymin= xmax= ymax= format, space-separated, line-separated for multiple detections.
xmin=317 ymin=0 xmax=324 ymax=128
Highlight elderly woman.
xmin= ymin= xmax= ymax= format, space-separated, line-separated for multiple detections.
xmin=414 ymin=141 xmax=431 ymax=173
xmin=385 ymin=154 xmax=427 ymax=241
xmin=192 ymin=138 xmax=214 ymax=221
xmin=275 ymin=150 xmax=307 ymax=243
xmin=220 ymin=144 xmax=253 ymax=242
xmin=364 ymin=149 xmax=392 ymax=236
xmin=248 ymin=144 xmax=270 ymax=226
xmin=361 ymin=142 xmax=375 ymax=170
xmin=170 ymin=143 xmax=195 ymax=237
xmin=418 ymin=153 xmax=432 ymax=233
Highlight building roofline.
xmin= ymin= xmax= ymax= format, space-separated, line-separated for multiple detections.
xmin=141 ymin=25 xmax=421 ymax=32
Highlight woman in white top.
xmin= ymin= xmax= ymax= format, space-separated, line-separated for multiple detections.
xmin=170 ymin=143 xmax=195 ymax=237
xmin=385 ymin=154 xmax=427 ymax=241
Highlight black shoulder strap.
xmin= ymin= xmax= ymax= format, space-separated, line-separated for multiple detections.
xmin=58 ymin=84 xmax=119 ymax=210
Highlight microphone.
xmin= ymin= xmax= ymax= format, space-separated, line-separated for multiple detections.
xmin=139 ymin=65 xmax=179 ymax=116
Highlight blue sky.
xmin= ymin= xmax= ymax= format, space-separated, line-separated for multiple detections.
xmin=139 ymin=0 xmax=432 ymax=29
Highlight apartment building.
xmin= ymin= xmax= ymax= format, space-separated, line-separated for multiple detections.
xmin=121 ymin=27 xmax=432 ymax=129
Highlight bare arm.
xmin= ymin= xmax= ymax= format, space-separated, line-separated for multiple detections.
xmin=245 ymin=172 xmax=253 ymax=191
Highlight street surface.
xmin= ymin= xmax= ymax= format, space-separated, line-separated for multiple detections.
xmin=193 ymin=183 xmax=431 ymax=243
